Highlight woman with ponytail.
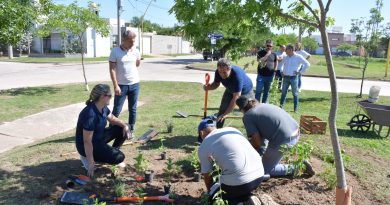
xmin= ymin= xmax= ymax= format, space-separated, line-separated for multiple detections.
xmin=76 ymin=84 xmax=131 ymax=178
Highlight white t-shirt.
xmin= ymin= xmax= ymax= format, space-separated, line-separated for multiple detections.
xmin=198 ymin=127 xmax=264 ymax=186
xmin=109 ymin=46 xmax=141 ymax=85
xmin=277 ymin=51 xmax=287 ymax=71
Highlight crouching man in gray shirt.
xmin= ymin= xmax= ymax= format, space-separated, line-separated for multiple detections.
xmin=197 ymin=118 xmax=265 ymax=204
xmin=236 ymin=95 xmax=315 ymax=177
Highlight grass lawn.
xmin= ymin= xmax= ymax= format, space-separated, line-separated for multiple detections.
xmin=191 ymin=55 xmax=390 ymax=81
xmin=0 ymin=56 xmax=108 ymax=63
xmin=0 ymin=81 xmax=389 ymax=204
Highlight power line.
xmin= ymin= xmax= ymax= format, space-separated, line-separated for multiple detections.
xmin=136 ymin=0 xmax=170 ymax=11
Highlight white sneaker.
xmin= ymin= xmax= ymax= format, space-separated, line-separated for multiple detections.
xmin=80 ymin=155 xmax=89 ymax=171
xmin=247 ymin=195 xmax=262 ymax=205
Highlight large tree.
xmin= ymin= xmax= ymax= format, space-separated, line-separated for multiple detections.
xmin=170 ymin=0 xmax=270 ymax=60
xmin=38 ymin=1 xmax=109 ymax=91
xmin=0 ymin=0 xmax=51 ymax=58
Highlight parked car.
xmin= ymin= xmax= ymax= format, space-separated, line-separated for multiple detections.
xmin=202 ymin=49 xmax=222 ymax=60
xmin=335 ymin=51 xmax=352 ymax=57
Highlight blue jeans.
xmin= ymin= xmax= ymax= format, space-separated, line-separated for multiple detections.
xmin=255 ymin=75 xmax=274 ymax=103
xmin=280 ymin=76 xmax=299 ymax=111
xmin=112 ymin=83 xmax=140 ymax=130
xmin=298 ymin=73 xmax=302 ymax=89
xmin=262 ymin=137 xmax=299 ymax=177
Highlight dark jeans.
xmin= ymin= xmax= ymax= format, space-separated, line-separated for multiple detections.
xmin=217 ymin=90 xmax=254 ymax=128
xmin=255 ymin=74 xmax=274 ymax=103
xmin=209 ymin=177 xmax=265 ymax=204
xmin=298 ymin=73 xmax=302 ymax=89
xmin=78 ymin=125 xmax=126 ymax=165
xmin=280 ymin=75 xmax=299 ymax=112
xmin=112 ymin=83 xmax=140 ymax=130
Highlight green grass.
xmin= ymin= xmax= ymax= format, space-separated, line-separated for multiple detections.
xmin=162 ymin=53 xmax=194 ymax=57
xmin=191 ymin=55 xmax=390 ymax=81
xmin=0 ymin=81 xmax=390 ymax=204
xmin=0 ymin=56 xmax=108 ymax=63
xmin=0 ymin=83 xmax=101 ymax=122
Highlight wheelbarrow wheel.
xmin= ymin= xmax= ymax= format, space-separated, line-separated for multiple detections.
xmin=348 ymin=114 xmax=371 ymax=132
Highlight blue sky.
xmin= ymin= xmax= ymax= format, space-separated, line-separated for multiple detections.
xmin=53 ymin=0 xmax=390 ymax=34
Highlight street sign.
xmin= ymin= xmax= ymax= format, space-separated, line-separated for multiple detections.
xmin=211 ymin=38 xmax=216 ymax=45
xmin=207 ymin=33 xmax=224 ymax=39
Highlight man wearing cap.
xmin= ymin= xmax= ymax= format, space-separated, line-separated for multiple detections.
xmin=204 ymin=58 xmax=253 ymax=128
xmin=236 ymin=95 xmax=315 ymax=177
xmin=255 ymin=39 xmax=278 ymax=103
xmin=197 ymin=118 xmax=264 ymax=204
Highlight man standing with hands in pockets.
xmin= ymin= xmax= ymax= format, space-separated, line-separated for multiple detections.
xmin=109 ymin=30 xmax=141 ymax=138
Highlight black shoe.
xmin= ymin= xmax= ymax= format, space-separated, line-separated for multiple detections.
xmin=304 ymin=160 xmax=315 ymax=177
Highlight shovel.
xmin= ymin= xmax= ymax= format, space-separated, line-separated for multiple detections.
xmin=60 ymin=192 xmax=174 ymax=204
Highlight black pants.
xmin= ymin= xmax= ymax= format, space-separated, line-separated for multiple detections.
xmin=217 ymin=90 xmax=254 ymax=128
xmin=209 ymin=177 xmax=264 ymax=204
xmin=79 ymin=125 xmax=126 ymax=165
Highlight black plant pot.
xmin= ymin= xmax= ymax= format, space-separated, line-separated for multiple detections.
xmin=163 ymin=183 xmax=171 ymax=195
xmin=161 ymin=152 xmax=167 ymax=160
xmin=144 ymin=170 xmax=155 ymax=183
xmin=194 ymin=172 xmax=202 ymax=182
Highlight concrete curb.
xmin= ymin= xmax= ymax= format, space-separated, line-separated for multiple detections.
xmin=185 ymin=65 xmax=390 ymax=82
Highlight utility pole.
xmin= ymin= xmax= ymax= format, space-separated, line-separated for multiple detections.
xmin=117 ymin=0 xmax=122 ymax=46
xmin=140 ymin=0 xmax=154 ymax=55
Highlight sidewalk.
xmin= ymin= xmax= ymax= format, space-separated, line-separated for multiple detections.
xmin=0 ymin=100 xmax=143 ymax=154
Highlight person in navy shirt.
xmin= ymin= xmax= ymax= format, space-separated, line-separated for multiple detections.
xmin=76 ymin=84 xmax=131 ymax=178
xmin=204 ymin=58 xmax=253 ymax=128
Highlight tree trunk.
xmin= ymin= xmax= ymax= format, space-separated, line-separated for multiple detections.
xmin=8 ymin=45 xmax=13 ymax=59
xmin=298 ymin=26 xmax=303 ymax=43
xmin=319 ymin=21 xmax=347 ymax=189
xmin=359 ymin=55 xmax=369 ymax=97
xmin=79 ymin=35 xmax=89 ymax=91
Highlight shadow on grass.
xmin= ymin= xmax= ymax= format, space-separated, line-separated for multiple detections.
xmin=0 ymin=87 xmax=61 ymax=96
xmin=151 ymin=58 xmax=204 ymax=65
xmin=28 ymin=135 xmax=75 ymax=148
xmin=338 ymin=128 xmax=384 ymax=139
xmin=299 ymin=97 xmax=328 ymax=103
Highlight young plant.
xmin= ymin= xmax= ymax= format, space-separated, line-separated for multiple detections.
xmin=134 ymin=186 xmax=146 ymax=198
xmin=114 ymin=181 xmax=126 ymax=197
xmin=268 ymin=79 xmax=279 ymax=105
xmin=164 ymin=157 xmax=178 ymax=182
xmin=210 ymin=163 xmax=228 ymax=205
xmin=111 ymin=165 xmax=119 ymax=178
xmin=165 ymin=119 xmax=174 ymax=133
xmin=159 ymin=136 xmax=166 ymax=152
xmin=134 ymin=152 xmax=149 ymax=175
xmin=189 ymin=149 xmax=200 ymax=172
xmin=83 ymin=199 xmax=107 ymax=205
xmin=318 ymin=163 xmax=337 ymax=189
xmin=280 ymin=141 xmax=314 ymax=177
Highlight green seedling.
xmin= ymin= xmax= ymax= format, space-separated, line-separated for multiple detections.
xmin=83 ymin=199 xmax=107 ymax=205
xmin=111 ymin=165 xmax=119 ymax=178
xmin=164 ymin=158 xmax=178 ymax=182
xmin=134 ymin=152 xmax=149 ymax=175
xmin=134 ymin=186 xmax=147 ymax=198
xmin=159 ymin=136 xmax=166 ymax=152
xmin=189 ymin=149 xmax=200 ymax=172
xmin=165 ymin=119 xmax=174 ymax=133
xmin=210 ymin=163 xmax=227 ymax=205
xmin=114 ymin=181 xmax=126 ymax=197
xmin=318 ymin=163 xmax=337 ymax=189
xmin=280 ymin=141 xmax=314 ymax=177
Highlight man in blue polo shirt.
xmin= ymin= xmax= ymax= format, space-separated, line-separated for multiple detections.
xmin=204 ymin=58 xmax=253 ymax=128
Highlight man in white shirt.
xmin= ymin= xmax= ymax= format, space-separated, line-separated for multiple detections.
xmin=279 ymin=44 xmax=310 ymax=112
xmin=109 ymin=30 xmax=141 ymax=138
xmin=295 ymin=43 xmax=311 ymax=92
xmin=197 ymin=118 xmax=264 ymax=205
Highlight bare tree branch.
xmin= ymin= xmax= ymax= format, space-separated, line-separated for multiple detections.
xmin=277 ymin=11 xmax=318 ymax=28
xmin=325 ymin=0 xmax=333 ymax=13
xmin=298 ymin=0 xmax=320 ymax=24
xmin=317 ymin=0 xmax=325 ymax=13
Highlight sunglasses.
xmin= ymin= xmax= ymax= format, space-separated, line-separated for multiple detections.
xmin=266 ymin=45 xmax=273 ymax=48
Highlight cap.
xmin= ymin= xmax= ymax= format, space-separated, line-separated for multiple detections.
xmin=198 ymin=118 xmax=215 ymax=132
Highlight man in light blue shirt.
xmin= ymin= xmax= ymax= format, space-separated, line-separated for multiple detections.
xmin=279 ymin=44 xmax=310 ymax=112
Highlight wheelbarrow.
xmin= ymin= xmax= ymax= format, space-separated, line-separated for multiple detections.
xmin=347 ymin=100 xmax=390 ymax=138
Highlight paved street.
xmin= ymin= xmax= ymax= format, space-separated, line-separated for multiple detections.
xmin=1 ymin=55 xmax=389 ymax=96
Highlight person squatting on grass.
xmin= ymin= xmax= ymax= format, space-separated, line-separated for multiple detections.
xmin=204 ymin=58 xmax=253 ymax=128
xmin=236 ymin=95 xmax=315 ymax=177
xmin=279 ymin=44 xmax=310 ymax=112
xmin=197 ymin=118 xmax=265 ymax=205
xmin=75 ymin=84 xmax=130 ymax=178
xmin=109 ymin=30 xmax=141 ymax=138
xmin=255 ymin=39 xmax=278 ymax=103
